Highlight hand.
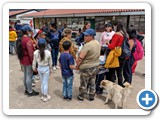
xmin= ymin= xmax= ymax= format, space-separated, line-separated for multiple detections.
xmin=34 ymin=69 xmax=38 ymax=73
xmin=106 ymin=41 xmax=109 ymax=45
xmin=76 ymin=65 xmax=79 ymax=70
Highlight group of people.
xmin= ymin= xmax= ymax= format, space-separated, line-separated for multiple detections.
xmin=10 ymin=20 xmax=144 ymax=103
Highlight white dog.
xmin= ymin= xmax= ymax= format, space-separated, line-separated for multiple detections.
xmin=100 ymin=80 xmax=132 ymax=109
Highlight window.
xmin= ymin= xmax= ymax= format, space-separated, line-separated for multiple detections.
xmin=56 ymin=18 xmax=67 ymax=29
xmin=95 ymin=17 xmax=105 ymax=32
xmin=67 ymin=17 xmax=84 ymax=31
xmin=34 ymin=18 xmax=55 ymax=29
xmin=129 ymin=15 xmax=145 ymax=33
xmin=115 ymin=16 xmax=128 ymax=29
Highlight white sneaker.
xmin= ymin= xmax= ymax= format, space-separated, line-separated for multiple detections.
xmin=32 ymin=82 xmax=36 ymax=87
xmin=40 ymin=95 xmax=44 ymax=100
xmin=53 ymin=66 xmax=56 ymax=71
xmin=42 ymin=95 xmax=51 ymax=102
xmin=34 ymin=79 xmax=40 ymax=83
xmin=56 ymin=66 xmax=60 ymax=69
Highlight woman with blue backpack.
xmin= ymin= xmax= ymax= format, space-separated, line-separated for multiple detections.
xmin=106 ymin=21 xmax=127 ymax=87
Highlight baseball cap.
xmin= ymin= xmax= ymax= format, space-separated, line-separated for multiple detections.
xmin=38 ymin=38 xmax=46 ymax=45
xmin=83 ymin=28 xmax=96 ymax=36
xmin=21 ymin=25 xmax=32 ymax=31
xmin=38 ymin=30 xmax=43 ymax=34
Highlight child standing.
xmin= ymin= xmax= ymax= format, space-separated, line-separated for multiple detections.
xmin=59 ymin=41 xmax=76 ymax=101
xmin=32 ymin=38 xmax=52 ymax=102
xmin=39 ymin=32 xmax=51 ymax=51
xmin=95 ymin=46 xmax=109 ymax=94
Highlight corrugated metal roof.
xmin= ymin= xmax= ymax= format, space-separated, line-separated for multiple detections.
xmin=22 ymin=9 xmax=144 ymax=18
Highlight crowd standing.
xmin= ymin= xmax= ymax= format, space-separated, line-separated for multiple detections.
xmin=9 ymin=20 xmax=144 ymax=103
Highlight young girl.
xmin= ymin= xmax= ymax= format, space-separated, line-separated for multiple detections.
xmin=95 ymin=46 xmax=108 ymax=94
xmin=59 ymin=28 xmax=77 ymax=60
xmin=32 ymin=38 xmax=52 ymax=102
xmin=100 ymin=23 xmax=115 ymax=46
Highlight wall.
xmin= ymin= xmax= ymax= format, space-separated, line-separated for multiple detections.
xmin=95 ymin=32 xmax=102 ymax=42
xmin=17 ymin=10 xmax=38 ymax=28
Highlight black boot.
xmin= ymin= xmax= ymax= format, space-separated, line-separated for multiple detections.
xmin=27 ymin=90 xmax=39 ymax=96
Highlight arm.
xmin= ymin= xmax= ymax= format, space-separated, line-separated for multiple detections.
xmin=45 ymin=32 xmax=51 ymax=43
xmin=59 ymin=40 xmax=64 ymax=53
xmin=49 ymin=52 xmax=52 ymax=70
xmin=26 ymin=40 xmax=34 ymax=63
xmin=128 ymin=39 xmax=135 ymax=51
xmin=100 ymin=32 xmax=105 ymax=46
xmin=70 ymin=65 xmax=76 ymax=70
xmin=70 ymin=42 xmax=77 ymax=60
xmin=107 ymin=34 xmax=119 ymax=49
xmin=76 ymin=50 xmax=87 ymax=69
xmin=32 ymin=51 xmax=37 ymax=72
xmin=137 ymin=34 xmax=144 ymax=41
xmin=14 ymin=31 xmax=17 ymax=39
xmin=69 ymin=56 xmax=77 ymax=70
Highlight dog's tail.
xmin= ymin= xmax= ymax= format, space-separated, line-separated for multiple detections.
xmin=121 ymin=82 xmax=132 ymax=108
xmin=123 ymin=82 xmax=132 ymax=95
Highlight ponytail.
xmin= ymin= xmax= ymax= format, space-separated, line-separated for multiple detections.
xmin=16 ymin=31 xmax=25 ymax=60
xmin=39 ymin=44 xmax=45 ymax=61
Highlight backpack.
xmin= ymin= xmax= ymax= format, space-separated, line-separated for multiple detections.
xmin=133 ymin=39 xmax=144 ymax=61
xmin=120 ymin=36 xmax=131 ymax=59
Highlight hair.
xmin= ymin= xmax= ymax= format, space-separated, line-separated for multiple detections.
xmin=114 ymin=21 xmax=127 ymax=36
xmin=16 ymin=30 xmax=25 ymax=60
xmin=127 ymin=29 xmax=137 ymax=40
xmin=9 ymin=26 xmax=12 ymax=29
xmin=38 ymin=44 xmax=45 ymax=61
xmin=62 ymin=41 xmax=71 ymax=51
xmin=50 ymin=21 xmax=57 ymax=29
xmin=82 ymin=21 xmax=91 ymax=32
xmin=100 ymin=46 xmax=107 ymax=55
xmin=78 ymin=28 xmax=81 ymax=33
xmin=62 ymin=28 xmax=72 ymax=37
xmin=105 ymin=27 xmax=113 ymax=32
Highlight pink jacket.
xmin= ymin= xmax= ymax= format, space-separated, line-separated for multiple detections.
xmin=100 ymin=31 xmax=115 ymax=46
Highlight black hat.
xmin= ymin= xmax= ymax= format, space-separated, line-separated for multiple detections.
xmin=50 ymin=21 xmax=56 ymax=27
xmin=105 ymin=23 xmax=112 ymax=27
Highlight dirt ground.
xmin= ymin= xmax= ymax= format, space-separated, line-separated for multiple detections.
xmin=9 ymin=54 xmax=145 ymax=109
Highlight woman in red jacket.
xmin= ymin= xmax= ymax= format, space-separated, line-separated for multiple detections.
xmin=106 ymin=21 xmax=127 ymax=87
xmin=17 ymin=25 xmax=39 ymax=96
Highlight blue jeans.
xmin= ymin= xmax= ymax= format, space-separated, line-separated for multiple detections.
xmin=23 ymin=65 xmax=33 ymax=93
xmin=62 ymin=76 xmax=73 ymax=99
xmin=38 ymin=66 xmax=50 ymax=95
xmin=51 ymin=48 xmax=59 ymax=66
xmin=9 ymin=41 xmax=16 ymax=54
